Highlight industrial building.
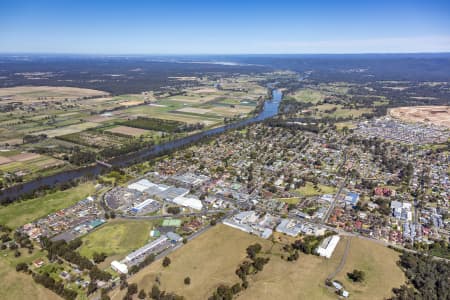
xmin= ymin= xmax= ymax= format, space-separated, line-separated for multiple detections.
xmin=125 ymin=235 xmax=171 ymax=264
xmin=111 ymin=260 xmax=128 ymax=274
xmin=316 ymin=235 xmax=340 ymax=258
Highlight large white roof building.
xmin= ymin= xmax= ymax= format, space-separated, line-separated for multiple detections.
xmin=316 ymin=235 xmax=340 ymax=259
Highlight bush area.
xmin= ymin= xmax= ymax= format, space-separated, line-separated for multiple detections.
xmin=390 ymin=252 xmax=450 ymax=300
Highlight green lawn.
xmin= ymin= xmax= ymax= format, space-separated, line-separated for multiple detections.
xmin=293 ymin=89 xmax=326 ymax=104
xmin=0 ymin=182 xmax=95 ymax=229
xmin=296 ymin=182 xmax=336 ymax=197
xmin=79 ymin=219 xmax=158 ymax=259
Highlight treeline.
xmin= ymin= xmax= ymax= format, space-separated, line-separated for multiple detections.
xmin=209 ymin=243 xmax=270 ymax=300
xmin=122 ymin=117 xmax=203 ymax=133
xmin=390 ymin=252 xmax=450 ymax=300
xmin=41 ymin=237 xmax=112 ymax=281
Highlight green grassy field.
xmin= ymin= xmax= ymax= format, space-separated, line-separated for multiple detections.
xmin=293 ymin=89 xmax=326 ymax=103
xmin=296 ymin=182 xmax=336 ymax=197
xmin=0 ymin=182 xmax=95 ymax=229
xmin=79 ymin=219 xmax=158 ymax=259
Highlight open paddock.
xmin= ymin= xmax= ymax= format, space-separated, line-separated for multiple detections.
xmin=34 ymin=122 xmax=100 ymax=137
xmin=0 ymin=86 xmax=108 ymax=103
xmin=105 ymin=125 xmax=154 ymax=137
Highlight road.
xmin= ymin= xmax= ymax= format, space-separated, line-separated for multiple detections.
xmin=118 ymin=209 xmax=228 ymax=220
xmin=327 ymin=236 xmax=352 ymax=280
xmin=322 ymin=149 xmax=348 ymax=223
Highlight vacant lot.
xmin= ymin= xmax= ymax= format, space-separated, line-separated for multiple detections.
xmin=0 ymin=253 xmax=61 ymax=300
xmin=112 ymin=226 xmax=405 ymax=300
xmin=79 ymin=219 xmax=157 ymax=259
xmin=0 ymin=182 xmax=95 ymax=229
xmin=0 ymin=86 xmax=108 ymax=102
xmin=238 ymin=236 xmax=405 ymax=300
xmin=105 ymin=125 xmax=153 ymax=137
xmin=390 ymin=105 xmax=450 ymax=128
xmin=296 ymin=182 xmax=336 ymax=197
xmin=111 ymin=224 xmax=271 ymax=300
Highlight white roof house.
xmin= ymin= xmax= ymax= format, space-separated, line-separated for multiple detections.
xmin=111 ymin=260 xmax=128 ymax=274
xmin=316 ymin=235 xmax=340 ymax=259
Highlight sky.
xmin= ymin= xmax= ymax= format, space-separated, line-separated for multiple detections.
xmin=0 ymin=0 xmax=449 ymax=54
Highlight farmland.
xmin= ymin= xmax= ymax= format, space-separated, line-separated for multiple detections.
xmin=0 ymin=73 xmax=268 ymax=189
xmin=0 ymin=151 xmax=69 ymax=184
xmin=0 ymin=86 xmax=108 ymax=103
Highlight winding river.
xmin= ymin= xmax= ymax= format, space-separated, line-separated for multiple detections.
xmin=0 ymin=89 xmax=282 ymax=202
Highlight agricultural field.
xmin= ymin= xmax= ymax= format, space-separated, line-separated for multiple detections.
xmin=79 ymin=219 xmax=158 ymax=259
xmin=0 ymin=151 xmax=70 ymax=184
xmin=292 ymin=88 xmax=326 ymax=103
xmin=0 ymin=182 xmax=95 ymax=229
xmin=105 ymin=125 xmax=155 ymax=137
xmin=111 ymin=225 xmax=404 ymax=300
xmin=0 ymin=86 xmax=108 ymax=103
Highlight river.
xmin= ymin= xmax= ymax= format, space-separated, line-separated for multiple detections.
xmin=0 ymin=89 xmax=282 ymax=202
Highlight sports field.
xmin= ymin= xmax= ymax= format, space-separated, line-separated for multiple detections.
xmin=0 ymin=182 xmax=95 ymax=229
xmin=79 ymin=219 xmax=157 ymax=259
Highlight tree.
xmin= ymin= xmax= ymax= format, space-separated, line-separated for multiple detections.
xmin=138 ymin=289 xmax=147 ymax=299
xmin=347 ymin=269 xmax=365 ymax=282
xmin=162 ymin=256 xmax=171 ymax=267
xmin=184 ymin=277 xmax=191 ymax=285
xmin=150 ymin=284 xmax=161 ymax=299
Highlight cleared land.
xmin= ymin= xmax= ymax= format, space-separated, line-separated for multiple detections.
xmin=111 ymin=224 xmax=272 ymax=300
xmin=79 ymin=219 xmax=157 ymax=259
xmin=390 ymin=106 xmax=450 ymax=128
xmin=0 ymin=252 xmax=61 ymax=300
xmin=0 ymin=182 xmax=95 ymax=229
xmin=0 ymin=86 xmax=108 ymax=102
xmin=34 ymin=121 xmax=100 ymax=137
xmin=237 ymin=236 xmax=405 ymax=300
xmin=112 ymin=226 xmax=405 ymax=300
xmin=105 ymin=125 xmax=153 ymax=137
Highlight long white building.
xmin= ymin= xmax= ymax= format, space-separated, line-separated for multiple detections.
xmin=316 ymin=235 xmax=340 ymax=259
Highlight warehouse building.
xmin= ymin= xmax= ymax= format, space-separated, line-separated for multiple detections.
xmin=316 ymin=235 xmax=340 ymax=258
